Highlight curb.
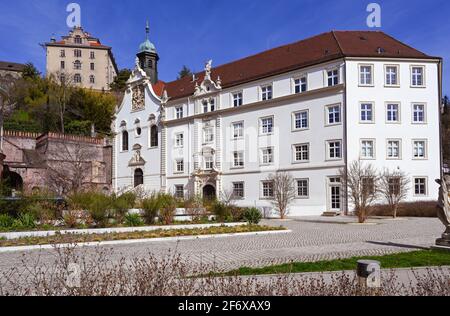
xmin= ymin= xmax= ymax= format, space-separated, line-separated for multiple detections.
xmin=0 ymin=230 xmax=292 ymax=253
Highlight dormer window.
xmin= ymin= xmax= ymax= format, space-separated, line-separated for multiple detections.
xmin=202 ymin=98 xmax=216 ymax=113
xmin=74 ymin=36 xmax=82 ymax=44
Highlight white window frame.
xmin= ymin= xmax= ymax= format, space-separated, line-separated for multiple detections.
xmin=327 ymin=68 xmax=339 ymax=87
xmin=203 ymin=127 xmax=214 ymax=144
xmin=261 ymin=84 xmax=273 ymax=101
xmin=232 ymin=91 xmax=243 ymax=107
xmin=410 ymin=65 xmax=426 ymax=88
xmin=386 ymin=139 xmax=402 ymax=160
xmin=358 ymin=64 xmax=374 ymax=87
xmin=292 ymin=110 xmax=309 ymax=131
xmin=261 ymin=181 xmax=274 ymax=199
xmin=293 ymin=143 xmax=310 ymax=163
xmin=260 ymin=147 xmax=274 ymax=166
xmin=359 ymin=102 xmax=375 ymax=123
xmin=232 ymin=151 xmax=245 ymax=169
xmin=413 ymin=177 xmax=428 ymax=197
xmin=175 ymin=159 xmax=184 ymax=174
xmin=413 ymin=139 xmax=428 ymax=160
xmin=232 ymin=121 xmax=244 ymax=139
xmin=385 ymin=64 xmax=400 ymax=87
xmin=175 ymin=106 xmax=184 ymax=119
xmin=232 ymin=182 xmax=245 ymax=199
xmin=260 ymin=116 xmax=274 ymax=135
xmin=360 ymin=139 xmax=376 ymax=160
xmin=293 ymin=75 xmax=308 ymax=94
xmin=386 ymin=102 xmax=401 ymax=124
xmin=325 ymin=104 xmax=342 ymax=126
xmin=296 ymin=179 xmax=310 ymax=199
xmin=326 ymin=140 xmax=342 ymax=160
xmin=175 ymin=133 xmax=184 ymax=148
xmin=204 ymin=156 xmax=214 ymax=170
xmin=412 ymin=103 xmax=427 ymax=124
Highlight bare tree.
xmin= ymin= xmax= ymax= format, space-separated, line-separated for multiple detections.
xmin=267 ymin=171 xmax=296 ymax=219
xmin=379 ymin=168 xmax=410 ymax=218
xmin=48 ymin=72 xmax=75 ymax=134
xmin=46 ymin=141 xmax=98 ymax=195
xmin=220 ymin=187 xmax=237 ymax=207
xmin=339 ymin=160 xmax=379 ymax=223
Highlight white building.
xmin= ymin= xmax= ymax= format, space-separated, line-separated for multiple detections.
xmin=113 ymin=30 xmax=443 ymax=216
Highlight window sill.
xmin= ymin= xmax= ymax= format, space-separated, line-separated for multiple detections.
xmin=384 ymin=85 xmax=401 ymax=88
xmin=231 ymin=166 xmax=245 ymax=170
xmin=295 ymin=196 xmax=310 ymax=200
xmin=292 ymin=128 xmax=309 ymax=133
xmin=358 ymin=84 xmax=375 ymax=88
xmin=359 ymin=121 xmax=375 ymax=124
xmin=325 ymin=123 xmax=342 ymax=127
xmin=292 ymin=161 xmax=310 ymax=165
xmin=410 ymin=85 xmax=426 ymax=89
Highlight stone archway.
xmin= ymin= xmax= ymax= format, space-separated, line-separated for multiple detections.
xmin=203 ymin=184 xmax=216 ymax=201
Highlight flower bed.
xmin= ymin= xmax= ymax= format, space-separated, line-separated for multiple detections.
xmin=0 ymin=225 xmax=286 ymax=248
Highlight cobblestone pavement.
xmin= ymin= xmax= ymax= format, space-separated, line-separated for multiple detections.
xmin=0 ymin=217 xmax=444 ymax=272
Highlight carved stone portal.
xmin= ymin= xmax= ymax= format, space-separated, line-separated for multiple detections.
xmin=132 ymin=84 xmax=145 ymax=111
xmin=436 ymin=176 xmax=450 ymax=248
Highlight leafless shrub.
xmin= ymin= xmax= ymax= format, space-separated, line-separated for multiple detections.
xmin=379 ymin=168 xmax=411 ymax=218
xmin=340 ymin=161 xmax=379 ymax=223
xmin=1 ymin=246 xmax=448 ymax=296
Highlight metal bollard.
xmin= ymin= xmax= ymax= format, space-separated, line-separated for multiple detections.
xmin=356 ymin=260 xmax=381 ymax=289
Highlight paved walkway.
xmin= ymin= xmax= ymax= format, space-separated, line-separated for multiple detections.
xmin=0 ymin=217 xmax=444 ymax=271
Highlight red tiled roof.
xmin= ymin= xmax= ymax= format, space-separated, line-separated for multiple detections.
xmin=152 ymin=81 xmax=166 ymax=96
xmin=163 ymin=31 xmax=438 ymax=101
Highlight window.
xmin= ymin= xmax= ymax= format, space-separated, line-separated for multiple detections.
xmin=60 ymin=74 xmax=66 ymax=83
xmin=90 ymin=51 xmax=95 ymax=59
xmin=150 ymin=125 xmax=158 ymax=147
xmin=122 ymin=131 xmax=129 ymax=151
xmin=233 ymin=182 xmax=245 ymax=199
xmin=74 ymin=74 xmax=82 ymax=83
xmin=412 ymin=104 xmax=426 ymax=123
xmin=414 ymin=178 xmax=427 ymax=196
xmin=327 ymin=141 xmax=342 ymax=160
xmin=232 ymin=122 xmax=244 ymax=139
xmin=262 ymin=181 xmax=274 ymax=198
xmin=261 ymin=85 xmax=273 ymax=101
xmin=175 ymin=185 xmax=184 ymax=199
xmin=359 ymin=65 xmax=373 ymax=86
xmin=388 ymin=178 xmax=401 ymax=195
xmin=361 ymin=140 xmax=375 ymax=159
xmin=175 ymin=160 xmax=184 ymax=173
xmin=413 ymin=140 xmax=427 ymax=159
xmin=411 ymin=66 xmax=424 ymax=87
xmin=360 ymin=103 xmax=374 ymax=122
xmin=74 ymin=36 xmax=82 ymax=44
xmin=260 ymin=117 xmax=274 ymax=135
xmin=175 ymin=133 xmax=184 ymax=147
xmin=385 ymin=65 xmax=399 ymax=86
xmin=294 ymin=144 xmax=309 ymax=162
xmin=135 ymin=126 xmax=142 ymax=137
xmin=293 ymin=111 xmax=308 ymax=130
xmin=327 ymin=69 xmax=339 ymax=86
xmin=60 ymin=61 xmax=65 ymax=70
xmin=233 ymin=152 xmax=244 ymax=168
xmin=362 ymin=177 xmax=375 ymax=195
xmin=387 ymin=140 xmax=401 ymax=159
xmin=90 ymin=63 xmax=95 ymax=71
xmin=175 ymin=106 xmax=184 ymax=119
xmin=210 ymin=98 xmax=216 ymax=112
xmin=386 ymin=103 xmax=400 ymax=123
xmin=74 ymin=60 xmax=82 ymax=70
xmin=296 ymin=179 xmax=309 ymax=198
xmin=327 ymin=105 xmax=341 ymax=125
xmin=60 ymin=50 xmax=66 ymax=58
xmin=203 ymin=127 xmax=214 ymax=143
xmin=89 ymin=75 xmax=95 ymax=84
xmin=294 ymin=76 xmax=307 ymax=93
xmin=261 ymin=148 xmax=274 ymax=165
xmin=204 ymin=157 xmax=214 ymax=170
xmin=202 ymin=100 xmax=208 ymax=113
xmin=233 ymin=92 xmax=243 ymax=107
xmin=202 ymin=99 xmax=215 ymax=113
xmin=134 ymin=169 xmax=144 ymax=187
xmin=74 ymin=49 xmax=82 ymax=58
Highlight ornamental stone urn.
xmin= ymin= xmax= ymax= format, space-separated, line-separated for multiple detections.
xmin=435 ymin=176 xmax=450 ymax=249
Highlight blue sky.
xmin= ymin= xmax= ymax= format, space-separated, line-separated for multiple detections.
xmin=0 ymin=0 xmax=449 ymax=95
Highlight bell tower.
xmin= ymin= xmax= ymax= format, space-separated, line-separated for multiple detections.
xmin=137 ymin=21 xmax=159 ymax=84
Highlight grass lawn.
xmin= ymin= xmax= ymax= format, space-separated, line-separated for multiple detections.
xmin=222 ymin=250 xmax=450 ymax=276
xmin=0 ymin=225 xmax=285 ymax=248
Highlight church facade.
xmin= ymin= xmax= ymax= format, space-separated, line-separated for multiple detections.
xmin=113 ymin=29 xmax=442 ymax=216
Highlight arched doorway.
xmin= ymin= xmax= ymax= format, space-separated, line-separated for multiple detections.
xmin=134 ymin=168 xmax=144 ymax=187
xmin=203 ymin=184 xmax=216 ymax=201
xmin=1 ymin=166 xmax=23 ymax=195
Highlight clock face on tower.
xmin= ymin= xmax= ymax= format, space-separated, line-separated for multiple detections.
xmin=131 ymin=84 xmax=145 ymax=111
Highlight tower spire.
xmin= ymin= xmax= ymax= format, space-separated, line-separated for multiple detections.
xmin=145 ymin=20 xmax=150 ymax=40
